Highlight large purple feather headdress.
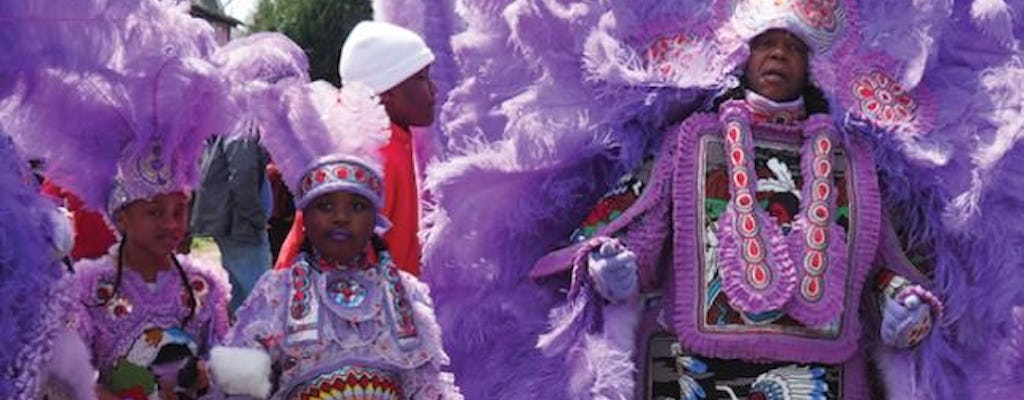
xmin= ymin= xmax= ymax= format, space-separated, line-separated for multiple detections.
xmin=2 ymin=0 xmax=234 ymax=217
xmin=583 ymin=0 xmax=946 ymax=138
xmin=6 ymin=56 xmax=234 ymax=217
xmin=257 ymin=81 xmax=391 ymax=227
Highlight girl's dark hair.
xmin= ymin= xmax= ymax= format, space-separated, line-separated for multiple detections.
xmin=90 ymin=234 xmax=197 ymax=327
xmin=712 ymin=75 xmax=830 ymax=115
xmin=370 ymin=234 xmax=388 ymax=255
xmin=299 ymin=235 xmax=314 ymax=256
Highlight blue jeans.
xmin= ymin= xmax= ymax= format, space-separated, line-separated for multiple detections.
xmin=215 ymin=234 xmax=271 ymax=313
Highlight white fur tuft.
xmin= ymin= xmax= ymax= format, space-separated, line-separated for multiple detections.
xmin=209 ymin=346 xmax=273 ymax=399
xmin=46 ymin=328 xmax=98 ymax=400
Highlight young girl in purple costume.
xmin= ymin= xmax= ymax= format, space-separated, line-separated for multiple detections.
xmin=209 ymin=82 xmax=461 ymax=400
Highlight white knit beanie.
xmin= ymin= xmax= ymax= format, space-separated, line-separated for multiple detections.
xmin=339 ymin=21 xmax=435 ymax=94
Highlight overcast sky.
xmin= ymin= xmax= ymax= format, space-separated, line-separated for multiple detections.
xmin=223 ymin=0 xmax=259 ymax=23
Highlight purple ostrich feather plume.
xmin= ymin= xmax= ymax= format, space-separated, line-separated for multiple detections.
xmin=212 ymin=31 xmax=311 ymax=145
xmin=256 ymin=81 xmax=390 ymax=199
xmin=214 ymin=32 xmax=310 ymax=85
xmin=2 ymin=0 xmax=233 ymax=215
xmin=5 ymin=56 xmax=235 ymax=215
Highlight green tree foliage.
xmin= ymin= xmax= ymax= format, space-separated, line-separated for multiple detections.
xmin=252 ymin=0 xmax=371 ymax=85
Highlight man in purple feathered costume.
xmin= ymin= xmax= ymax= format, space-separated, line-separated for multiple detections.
xmin=533 ymin=25 xmax=940 ymax=400
xmin=417 ymin=0 xmax=1024 ymax=399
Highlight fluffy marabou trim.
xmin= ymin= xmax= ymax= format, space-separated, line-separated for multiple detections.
xmin=401 ymin=270 xmax=453 ymax=367
xmin=567 ymin=334 xmax=636 ymax=400
xmin=565 ymin=300 xmax=643 ymax=399
xmin=429 ymin=281 xmax=571 ymax=399
xmin=969 ymin=0 xmax=1019 ymax=51
xmin=860 ymin=52 xmax=1024 ymax=399
xmin=969 ymin=306 xmax=1024 ymax=398
xmin=0 ymin=135 xmax=69 ymax=400
xmin=209 ymin=346 xmax=272 ymax=399
xmin=44 ymin=328 xmax=98 ymax=400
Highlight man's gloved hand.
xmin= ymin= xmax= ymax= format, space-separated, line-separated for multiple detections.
xmin=587 ymin=241 xmax=638 ymax=302
xmin=881 ymin=286 xmax=936 ymax=348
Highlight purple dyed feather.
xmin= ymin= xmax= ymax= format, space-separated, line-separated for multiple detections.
xmin=2 ymin=0 xmax=233 ymax=213
xmin=418 ymin=1 xmax=709 ymax=398
xmin=256 ymin=81 xmax=390 ymax=197
xmin=0 ymin=134 xmax=74 ymax=399
xmin=214 ymin=32 xmax=310 ymax=85
xmin=6 ymin=57 xmax=235 ymax=213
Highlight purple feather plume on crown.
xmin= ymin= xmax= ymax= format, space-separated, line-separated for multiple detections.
xmin=7 ymin=55 xmax=235 ymax=215
xmin=2 ymin=0 xmax=235 ymax=215
xmin=211 ymin=31 xmax=311 ymax=158
xmin=256 ymin=80 xmax=390 ymax=207
xmin=214 ymin=32 xmax=310 ymax=85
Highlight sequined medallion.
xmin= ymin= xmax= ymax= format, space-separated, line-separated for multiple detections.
xmin=327 ymin=277 xmax=367 ymax=308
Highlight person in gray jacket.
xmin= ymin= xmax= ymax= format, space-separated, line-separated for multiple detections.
xmin=192 ymin=32 xmax=309 ymax=313
xmin=191 ymin=130 xmax=273 ymax=313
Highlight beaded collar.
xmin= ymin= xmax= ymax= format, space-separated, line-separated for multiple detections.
xmin=745 ymin=90 xmax=807 ymax=126
xmin=310 ymin=250 xmax=372 ymax=272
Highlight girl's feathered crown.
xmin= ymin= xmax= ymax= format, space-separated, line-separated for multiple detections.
xmin=258 ymin=81 xmax=391 ymax=228
xmin=3 ymin=1 xmax=235 ymax=217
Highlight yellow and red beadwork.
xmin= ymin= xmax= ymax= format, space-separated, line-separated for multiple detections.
xmin=290 ymin=366 xmax=403 ymax=400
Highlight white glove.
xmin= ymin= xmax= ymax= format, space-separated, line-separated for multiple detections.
xmin=587 ymin=241 xmax=638 ymax=302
